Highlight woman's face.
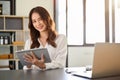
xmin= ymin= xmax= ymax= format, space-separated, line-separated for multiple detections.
xmin=31 ymin=12 xmax=46 ymax=32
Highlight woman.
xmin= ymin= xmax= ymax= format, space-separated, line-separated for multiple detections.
xmin=23 ymin=6 xmax=67 ymax=70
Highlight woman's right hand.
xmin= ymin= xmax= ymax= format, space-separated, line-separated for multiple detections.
xmin=23 ymin=52 xmax=46 ymax=69
xmin=23 ymin=52 xmax=33 ymax=68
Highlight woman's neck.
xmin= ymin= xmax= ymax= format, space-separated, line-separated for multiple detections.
xmin=39 ymin=32 xmax=48 ymax=47
xmin=40 ymin=31 xmax=48 ymax=39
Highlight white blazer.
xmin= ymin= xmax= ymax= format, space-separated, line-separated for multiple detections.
xmin=23 ymin=34 xmax=67 ymax=70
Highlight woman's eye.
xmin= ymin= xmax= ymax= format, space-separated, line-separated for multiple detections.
xmin=32 ymin=20 xmax=36 ymax=23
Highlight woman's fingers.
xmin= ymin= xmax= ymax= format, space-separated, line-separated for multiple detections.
xmin=23 ymin=51 xmax=45 ymax=67
xmin=24 ymin=53 xmax=31 ymax=58
xmin=41 ymin=53 xmax=45 ymax=62
xmin=24 ymin=58 xmax=31 ymax=62
xmin=23 ymin=53 xmax=32 ymax=62
xmin=31 ymin=51 xmax=36 ymax=58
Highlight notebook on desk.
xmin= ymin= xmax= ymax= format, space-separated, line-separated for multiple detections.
xmin=72 ymin=43 xmax=120 ymax=79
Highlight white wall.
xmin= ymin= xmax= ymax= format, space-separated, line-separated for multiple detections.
xmin=68 ymin=47 xmax=94 ymax=67
xmin=16 ymin=0 xmax=54 ymax=17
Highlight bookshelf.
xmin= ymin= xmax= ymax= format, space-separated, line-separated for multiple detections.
xmin=0 ymin=15 xmax=29 ymax=70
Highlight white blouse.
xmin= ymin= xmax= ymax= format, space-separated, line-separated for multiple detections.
xmin=23 ymin=34 xmax=67 ymax=70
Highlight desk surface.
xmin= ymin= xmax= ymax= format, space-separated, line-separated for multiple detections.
xmin=0 ymin=68 xmax=120 ymax=80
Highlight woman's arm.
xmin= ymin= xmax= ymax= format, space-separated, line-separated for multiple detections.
xmin=45 ymin=34 xmax=67 ymax=70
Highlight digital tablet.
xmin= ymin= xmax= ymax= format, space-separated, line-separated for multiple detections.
xmin=16 ymin=48 xmax=51 ymax=66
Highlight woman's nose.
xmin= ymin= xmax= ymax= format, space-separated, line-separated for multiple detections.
xmin=36 ymin=21 xmax=40 ymax=25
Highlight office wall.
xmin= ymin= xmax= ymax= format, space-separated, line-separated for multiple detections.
xmin=68 ymin=47 xmax=94 ymax=67
xmin=16 ymin=0 xmax=54 ymax=17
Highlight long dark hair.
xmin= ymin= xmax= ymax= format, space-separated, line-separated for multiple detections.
xmin=28 ymin=6 xmax=57 ymax=49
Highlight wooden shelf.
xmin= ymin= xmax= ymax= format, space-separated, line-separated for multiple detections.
xmin=0 ymin=15 xmax=29 ymax=70
xmin=12 ymin=41 xmax=25 ymax=46
xmin=0 ymin=54 xmax=13 ymax=59
xmin=0 ymin=65 xmax=9 ymax=68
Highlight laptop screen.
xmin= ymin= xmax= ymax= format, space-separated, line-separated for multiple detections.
xmin=92 ymin=43 xmax=120 ymax=78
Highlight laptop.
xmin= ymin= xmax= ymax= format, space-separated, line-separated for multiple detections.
xmin=72 ymin=43 xmax=120 ymax=79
